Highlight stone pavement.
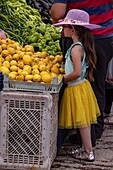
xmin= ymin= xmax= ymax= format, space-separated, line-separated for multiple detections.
xmin=51 ymin=105 xmax=113 ymax=170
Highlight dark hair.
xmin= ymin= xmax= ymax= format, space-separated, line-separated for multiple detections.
xmin=73 ymin=25 xmax=96 ymax=81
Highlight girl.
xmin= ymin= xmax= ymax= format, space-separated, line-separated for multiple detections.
xmin=53 ymin=9 xmax=101 ymax=162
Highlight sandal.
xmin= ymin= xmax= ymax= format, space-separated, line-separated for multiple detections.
xmin=104 ymin=116 xmax=113 ymax=125
xmin=67 ymin=147 xmax=84 ymax=156
xmin=72 ymin=148 xmax=95 ymax=162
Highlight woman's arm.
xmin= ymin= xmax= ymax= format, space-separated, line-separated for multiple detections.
xmin=50 ymin=3 xmax=67 ymax=23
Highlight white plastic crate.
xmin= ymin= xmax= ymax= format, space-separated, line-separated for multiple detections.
xmin=0 ymin=91 xmax=58 ymax=170
xmin=3 ymin=74 xmax=63 ymax=93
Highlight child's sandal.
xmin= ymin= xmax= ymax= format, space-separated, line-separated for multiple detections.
xmin=67 ymin=147 xmax=84 ymax=156
xmin=72 ymin=148 xmax=95 ymax=162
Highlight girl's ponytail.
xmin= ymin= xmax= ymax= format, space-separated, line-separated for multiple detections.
xmin=83 ymin=28 xmax=96 ymax=81
xmin=73 ymin=26 xmax=97 ymax=81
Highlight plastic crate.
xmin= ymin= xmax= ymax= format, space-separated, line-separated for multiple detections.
xmin=3 ymin=74 xmax=63 ymax=93
xmin=0 ymin=91 xmax=58 ymax=170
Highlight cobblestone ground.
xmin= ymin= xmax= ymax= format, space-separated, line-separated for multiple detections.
xmin=51 ymin=105 xmax=113 ymax=170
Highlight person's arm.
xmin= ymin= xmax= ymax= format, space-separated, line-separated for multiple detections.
xmin=50 ymin=3 xmax=67 ymax=23
xmin=64 ymin=45 xmax=83 ymax=83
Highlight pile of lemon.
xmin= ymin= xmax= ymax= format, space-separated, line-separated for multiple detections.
xmin=0 ymin=36 xmax=64 ymax=83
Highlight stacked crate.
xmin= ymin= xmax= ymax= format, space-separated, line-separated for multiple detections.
xmin=0 ymin=90 xmax=59 ymax=170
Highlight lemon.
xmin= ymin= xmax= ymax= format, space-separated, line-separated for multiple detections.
xmin=25 ymin=75 xmax=33 ymax=81
xmin=5 ymin=55 xmax=13 ymax=62
xmin=21 ymin=70 xmax=28 ymax=76
xmin=10 ymin=65 xmax=18 ymax=72
xmin=13 ymin=54 xmax=19 ymax=61
xmin=18 ymin=60 xmax=24 ymax=69
xmin=51 ymin=72 xmax=58 ymax=78
xmin=1 ymin=44 xmax=7 ymax=50
xmin=60 ymin=67 xmax=65 ymax=74
xmin=23 ymin=65 xmax=31 ymax=74
xmin=16 ymin=75 xmax=24 ymax=81
xmin=10 ymin=60 xmax=18 ymax=66
xmin=40 ymin=71 xmax=50 ymax=77
xmin=33 ymin=74 xmax=41 ymax=82
xmin=32 ymin=65 xmax=38 ymax=70
xmin=9 ymin=73 xmax=16 ymax=80
xmin=10 ymin=71 xmax=18 ymax=76
xmin=1 ymin=66 xmax=10 ymax=75
xmin=51 ymin=65 xmax=60 ymax=74
xmin=40 ymin=51 xmax=48 ymax=58
xmin=32 ymin=69 xmax=40 ymax=75
xmin=1 ymin=40 xmax=6 ymax=44
xmin=58 ymin=74 xmax=63 ymax=82
xmin=39 ymin=64 xmax=47 ymax=72
xmin=34 ymin=58 xmax=40 ymax=63
xmin=18 ymin=69 xmax=22 ymax=75
xmin=7 ymin=47 xmax=15 ymax=55
xmin=19 ymin=51 xmax=25 ymax=59
xmin=23 ymin=55 xmax=32 ymax=65
xmin=1 ymin=50 xmax=9 ymax=58
xmin=3 ymin=61 xmax=10 ymax=69
xmin=41 ymin=74 xmax=52 ymax=83
xmin=27 ymin=80 xmax=32 ymax=82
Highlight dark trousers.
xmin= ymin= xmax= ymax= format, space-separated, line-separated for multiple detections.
xmin=91 ymin=37 xmax=113 ymax=138
xmin=104 ymin=87 xmax=113 ymax=115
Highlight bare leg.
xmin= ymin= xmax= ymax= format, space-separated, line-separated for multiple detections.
xmin=79 ymin=126 xmax=93 ymax=152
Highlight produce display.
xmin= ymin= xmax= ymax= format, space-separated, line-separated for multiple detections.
xmin=0 ymin=0 xmax=62 ymax=56
xmin=26 ymin=0 xmax=53 ymax=24
xmin=0 ymin=37 xmax=64 ymax=83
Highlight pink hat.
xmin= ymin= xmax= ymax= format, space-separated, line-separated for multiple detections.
xmin=53 ymin=9 xmax=101 ymax=30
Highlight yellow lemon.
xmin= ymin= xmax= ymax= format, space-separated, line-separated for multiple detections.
xmin=23 ymin=65 xmax=31 ymax=74
xmin=23 ymin=55 xmax=32 ymax=65
xmin=5 ymin=55 xmax=13 ymax=62
xmin=13 ymin=53 xmax=19 ymax=61
xmin=21 ymin=70 xmax=29 ymax=76
xmin=33 ymin=74 xmax=41 ymax=82
xmin=18 ymin=60 xmax=24 ymax=69
xmin=3 ymin=61 xmax=10 ymax=69
xmin=40 ymin=51 xmax=48 ymax=58
xmin=25 ymin=74 xmax=33 ymax=81
xmin=16 ymin=75 xmax=24 ymax=81
xmin=51 ymin=65 xmax=60 ymax=74
xmin=9 ymin=73 xmax=16 ymax=80
xmin=10 ymin=71 xmax=18 ymax=76
xmin=7 ymin=47 xmax=15 ymax=55
xmin=32 ymin=69 xmax=40 ymax=75
xmin=39 ymin=64 xmax=47 ymax=72
xmin=40 ymin=71 xmax=50 ymax=77
xmin=32 ymin=65 xmax=38 ymax=70
xmin=10 ymin=65 xmax=18 ymax=72
xmin=59 ymin=67 xmax=65 ymax=74
xmin=18 ymin=69 xmax=22 ymax=75
xmin=41 ymin=74 xmax=52 ymax=83
xmin=1 ymin=44 xmax=7 ymax=50
xmin=1 ymin=66 xmax=10 ymax=75
xmin=51 ymin=72 xmax=58 ymax=78
xmin=10 ymin=60 xmax=18 ymax=66
xmin=1 ymin=50 xmax=9 ymax=58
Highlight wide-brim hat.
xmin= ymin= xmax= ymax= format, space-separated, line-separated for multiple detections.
xmin=53 ymin=9 xmax=101 ymax=30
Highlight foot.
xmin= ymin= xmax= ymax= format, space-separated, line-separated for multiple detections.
xmin=104 ymin=115 xmax=113 ymax=125
xmin=72 ymin=148 xmax=95 ymax=162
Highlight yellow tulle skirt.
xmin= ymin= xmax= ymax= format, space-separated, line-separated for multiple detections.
xmin=59 ymin=79 xmax=100 ymax=129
